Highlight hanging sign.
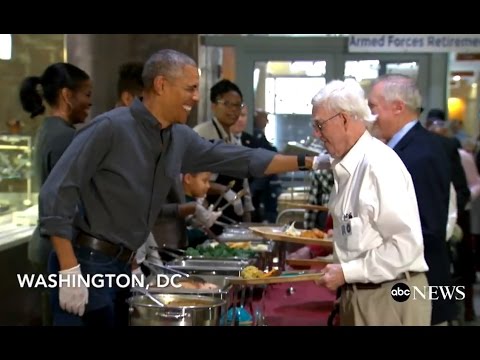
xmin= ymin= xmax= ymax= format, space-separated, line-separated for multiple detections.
xmin=348 ymin=34 xmax=480 ymax=53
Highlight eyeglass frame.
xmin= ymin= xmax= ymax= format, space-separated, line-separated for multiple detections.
xmin=311 ymin=112 xmax=342 ymax=132
xmin=216 ymin=99 xmax=245 ymax=110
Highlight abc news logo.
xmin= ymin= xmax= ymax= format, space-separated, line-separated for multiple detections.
xmin=391 ymin=283 xmax=465 ymax=302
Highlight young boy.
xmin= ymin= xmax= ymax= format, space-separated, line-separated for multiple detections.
xmin=183 ymin=171 xmax=222 ymax=247
xmin=133 ymin=172 xmax=221 ymax=275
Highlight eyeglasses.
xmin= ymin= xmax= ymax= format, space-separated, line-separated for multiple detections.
xmin=311 ymin=112 xmax=341 ymax=132
xmin=216 ymin=100 xmax=245 ymax=110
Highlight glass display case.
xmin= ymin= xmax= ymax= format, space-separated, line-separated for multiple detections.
xmin=0 ymin=134 xmax=37 ymax=250
xmin=0 ymin=134 xmax=34 ymax=208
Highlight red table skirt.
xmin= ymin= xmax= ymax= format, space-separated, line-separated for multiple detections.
xmin=250 ymin=281 xmax=337 ymax=326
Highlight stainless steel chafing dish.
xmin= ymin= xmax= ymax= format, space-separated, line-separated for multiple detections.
xmin=128 ymin=294 xmax=225 ymax=326
xmin=166 ymin=258 xmax=249 ymax=277
xmin=146 ymin=273 xmax=232 ymax=302
xmin=169 ymin=258 xmax=253 ymax=267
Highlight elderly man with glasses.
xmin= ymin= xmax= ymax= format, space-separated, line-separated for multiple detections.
xmin=313 ymin=79 xmax=431 ymax=326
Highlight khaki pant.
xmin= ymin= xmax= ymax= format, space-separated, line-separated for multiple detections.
xmin=339 ymin=272 xmax=431 ymax=326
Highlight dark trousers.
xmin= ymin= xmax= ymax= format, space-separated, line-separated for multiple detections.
xmin=48 ymin=245 xmax=132 ymax=327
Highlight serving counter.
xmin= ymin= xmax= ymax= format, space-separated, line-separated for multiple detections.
xmin=135 ymin=221 xmax=336 ymax=327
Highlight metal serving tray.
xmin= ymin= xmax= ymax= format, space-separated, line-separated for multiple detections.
xmin=217 ymin=232 xmax=265 ymax=242
xmin=147 ymin=274 xmax=232 ymax=293
xmin=166 ymin=263 xmax=245 ymax=277
xmin=168 ymin=258 xmax=252 ymax=268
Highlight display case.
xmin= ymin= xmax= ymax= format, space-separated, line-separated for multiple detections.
xmin=0 ymin=134 xmax=37 ymax=250
xmin=0 ymin=134 xmax=34 ymax=208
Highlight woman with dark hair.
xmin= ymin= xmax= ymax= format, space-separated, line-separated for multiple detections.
xmin=19 ymin=62 xmax=92 ymax=325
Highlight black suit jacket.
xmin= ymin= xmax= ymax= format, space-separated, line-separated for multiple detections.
xmin=393 ymin=122 xmax=457 ymax=324
xmin=439 ymin=136 xmax=470 ymax=213
xmin=240 ymin=131 xmax=255 ymax=148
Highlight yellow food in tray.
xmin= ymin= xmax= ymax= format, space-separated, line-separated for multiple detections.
xmin=241 ymin=266 xmax=281 ymax=280
xmin=227 ymin=242 xmax=251 ymax=249
xmin=299 ymin=228 xmax=325 ymax=239
xmin=284 ymin=222 xmax=325 ymax=239
xmin=226 ymin=241 xmax=270 ymax=252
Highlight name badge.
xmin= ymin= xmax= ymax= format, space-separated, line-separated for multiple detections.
xmin=341 ymin=220 xmax=352 ymax=236
xmin=341 ymin=212 xmax=353 ymax=236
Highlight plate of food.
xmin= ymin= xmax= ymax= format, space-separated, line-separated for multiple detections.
xmin=249 ymin=223 xmax=333 ymax=248
xmin=227 ymin=265 xmax=325 ymax=285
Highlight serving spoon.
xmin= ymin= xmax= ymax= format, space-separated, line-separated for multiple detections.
xmin=132 ymin=286 xmax=166 ymax=307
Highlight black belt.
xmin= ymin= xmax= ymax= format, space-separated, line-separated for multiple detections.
xmin=344 ymin=271 xmax=424 ymax=290
xmin=76 ymin=232 xmax=135 ymax=264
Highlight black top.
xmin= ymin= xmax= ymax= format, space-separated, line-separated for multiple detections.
xmin=439 ymin=136 xmax=470 ymax=212
xmin=394 ymin=122 xmax=458 ymax=324
xmin=33 ymin=116 xmax=75 ymax=188
xmin=29 ymin=116 xmax=76 ymax=265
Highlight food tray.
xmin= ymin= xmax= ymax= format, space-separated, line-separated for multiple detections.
xmin=217 ymin=232 xmax=265 ymax=242
xmin=168 ymin=258 xmax=252 ymax=268
xmin=249 ymin=226 xmax=333 ymax=248
xmin=226 ymin=271 xmax=324 ymax=285
xmin=286 ymin=256 xmax=334 ymax=267
xmin=167 ymin=266 xmax=243 ymax=277
xmin=279 ymin=202 xmax=328 ymax=211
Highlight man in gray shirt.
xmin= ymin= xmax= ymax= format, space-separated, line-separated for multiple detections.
xmin=39 ymin=49 xmax=316 ymax=326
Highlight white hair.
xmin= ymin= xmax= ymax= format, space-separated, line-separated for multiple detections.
xmin=311 ymin=79 xmax=377 ymax=123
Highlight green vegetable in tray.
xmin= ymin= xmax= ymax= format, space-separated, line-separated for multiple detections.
xmin=185 ymin=243 xmax=256 ymax=258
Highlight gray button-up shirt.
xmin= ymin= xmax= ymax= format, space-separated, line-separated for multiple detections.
xmin=39 ymin=98 xmax=275 ymax=250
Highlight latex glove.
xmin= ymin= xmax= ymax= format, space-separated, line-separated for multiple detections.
xmin=136 ymin=233 xmax=160 ymax=265
xmin=135 ymin=243 xmax=147 ymax=264
xmin=242 ymin=180 xmax=255 ymax=212
xmin=58 ymin=264 xmax=89 ymax=316
xmin=145 ymin=234 xmax=161 ymax=263
xmin=196 ymin=196 xmax=206 ymax=205
xmin=132 ymin=267 xmax=144 ymax=276
xmin=131 ymin=266 xmax=146 ymax=285
xmin=223 ymin=189 xmax=244 ymax=216
xmin=243 ymin=195 xmax=255 ymax=212
xmin=195 ymin=204 xmax=222 ymax=228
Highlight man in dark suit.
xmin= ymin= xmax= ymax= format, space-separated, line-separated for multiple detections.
xmin=231 ymin=106 xmax=282 ymax=223
xmin=427 ymin=120 xmax=474 ymax=321
xmin=368 ymin=74 xmax=460 ymax=325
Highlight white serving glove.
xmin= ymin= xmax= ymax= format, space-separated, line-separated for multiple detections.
xmin=131 ymin=266 xmax=146 ymax=284
xmin=132 ymin=267 xmax=144 ymax=276
xmin=58 ymin=264 xmax=89 ymax=316
xmin=195 ymin=204 xmax=222 ymax=228
xmin=243 ymin=195 xmax=255 ymax=212
xmin=135 ymin=233 xmax=161 ymax=265
xmin=223 ymin=189 xmax=244 ymax=216
xmin=242 ymin=180 xmax=255 ymax=212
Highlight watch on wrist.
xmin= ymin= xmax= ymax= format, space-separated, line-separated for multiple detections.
xmin=297 ymin=154 xmax=308 ymax=171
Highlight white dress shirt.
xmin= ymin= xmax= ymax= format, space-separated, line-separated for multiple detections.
xmin=329 ymin=130 xmax=429 ymax=284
